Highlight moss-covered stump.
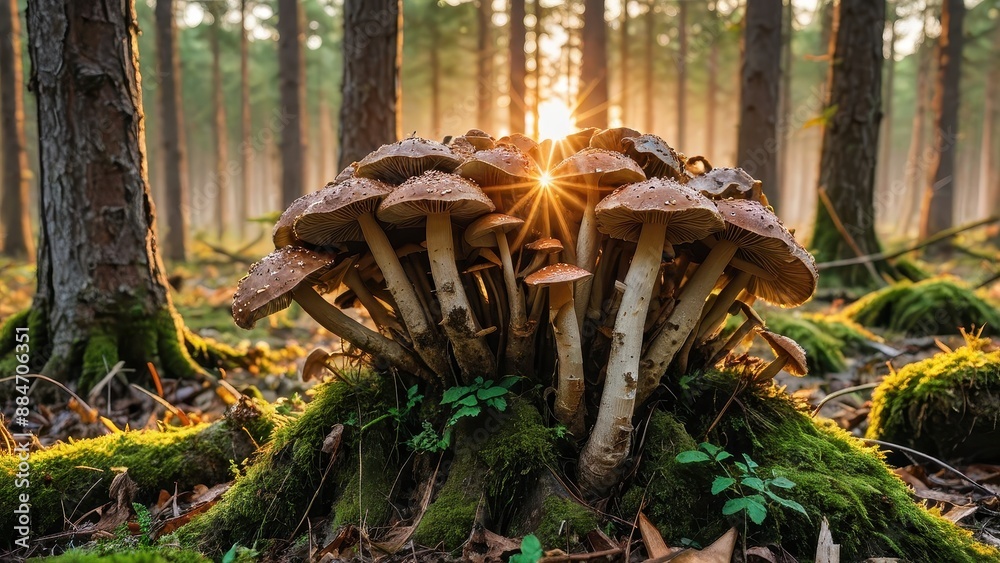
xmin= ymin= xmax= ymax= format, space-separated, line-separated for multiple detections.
xmin=0 ymin=398 xmax=274 ymax=548
xmin=868 ymin=335 xmax=1000 ymax=462
xmin=843 ymin=277 xmax=1000 ymax=337
xmin=623 ymin=370 xmax=1000 ymax=562
xmin=177 ymin=376 xmax=392 ymax=556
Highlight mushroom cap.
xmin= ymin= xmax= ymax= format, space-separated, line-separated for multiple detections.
xmin=447 ymin=136 xmax=478 ymax=159
xmin=595 ymin=178 xmax=725 ymax=245
xmin=455 ymin=145 xmax=540 ymax=187
xmin=292 ymin=177 xmax=394 ymax=246
xmin=333 ymin=163 xmax=357 ymax=184
xmin=759 ymin=330 xmax=808 ymax=376
xmin=497 ymin=133 xmax=538 ymax=153
xmin=232 ymin=246 xmax=337 ymax=329
xmin=273 ymin=188 xmax=330 ymax=248
xmin=463 ymin=129 xmax=496 ymax=151
xmin=687 ymin=167 xmax=763 ymax=202
xmin=377 ymin=170 xmax=495 ymax=227
xmin=355 ymin=137 xmax=463 ymax=184
xmin=465 ymin=213 xmax=525 ymax=248
xmin=526 ymin=237 xmax=564 ymax=253
xmin=714 ymin=199 xmax=818 ymax=307
xmin=589 ymin=127 xmax=642 ymax=152
xmin=550 ymin=148 xmax=646 ymax=188
xmin=524 ymin=263 xmax=593 ymax=286
xmin=622 ymin=134 xmax=688 ymax=180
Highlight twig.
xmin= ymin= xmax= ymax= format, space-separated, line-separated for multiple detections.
xmin=816 ymin=187 xmax=886 ymax=286
xmin=861 ymin=438 xmax=1000 ymax=499
xmin=811 ymin=382 xmax=880 ymax=417
xmin=818 ymin=216 xmax=999 ymax=269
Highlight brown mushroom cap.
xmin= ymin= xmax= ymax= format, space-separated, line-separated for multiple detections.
xmin=550 ymin=148 xmax=646 ymax=188
xmin=595 ymin=178 xmax=725 ymax=244
xmin=589 ymin=127 xmax=642 ymax=152
xmin=292 ymin=177 xmax=393 ymax=246
xmin=273 ymin=188 xmax=330 ymax=248
xmin=465 ymin=213 xmax=525 ymax=248
xmin=463 ymin=129 xmax=496 ymax=151
xmin=377 ymin=170 xmax=495 ymax=227
xmin=333 ymin=163 xmax=356 ymax=185
xmin=713 ymin=199 xmax=818 ymax=307
xmin=447 ymin=136 xmax=478 ymax=159
xmin=355 ymin=137 xmax=463 ymax=184
xmin=759 ymin=330 xmax=808 ymax=376
xmin=497 ymin=133 xmax=538 ymax=154
xmin=232 ymin=246 xmax=337 ymax=329
xmin=686 ymin=167 xmax=763 ymax=202
xmin=526 ymin=237 xmax=564 ymax=253
xmin=456 ymin=145 xmax=540 ymax=187
xmin=622 ymin=134 xmax=687 ymax=180
xmin=524 ymin=263 xmax=593 ymax=286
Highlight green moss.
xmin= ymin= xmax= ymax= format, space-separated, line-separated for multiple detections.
xmin=31 ymin=548 xmax=210 ymax=563
xmin=763 ymin=313 xmax=848 ymax=374
xmin=178 ymin=376 xmax=389 ymax=556
xmin=81 ymin=331 xmax=121 ymax=391
xmin=634 ymin=369 xmax=1000 ymax=561
xmin=332 ymin=432 xmax=394 ymax=529
xmin=534 ymin=496 xmax=598 ymax=552
xmin=413 ymin=438 xmax=482 ymax=549
xmin=480 ymin=400 xmax=556 ymax=499
xmin=844 ymin=277 xmax=1000 ymax=336
xmin=0 ymin=399 xmax=275 ymax=548
xmin=0 ymin=308 xmax=29 ymax=352
xmin=892 ymin=257 xmax=931 ymax=282
xmin=867 ymin=334 xmax=1000 ymax=461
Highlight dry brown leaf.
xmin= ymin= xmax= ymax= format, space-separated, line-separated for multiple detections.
xmin=462 ymin=526 xmax=521 ymax=562
xmin=639 ymin=512 xmax=670 ymax=559
xmin=670 ymin=527 xmax=737 ymax=563
xmin=942 ymin=504 xmax=979 ymax=523
xmin=815 ymin=517 xmax=840 ymax=563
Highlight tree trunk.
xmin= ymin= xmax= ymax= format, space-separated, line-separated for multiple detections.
xmin=209 ymin=5 xmax=230 ymax=240
xmin=530 ymin=0 xmax=542 ymax=139
xmin=338 ymin=0 xmax=401 ymax=171
xmin=429 ymin=7 xmax=441 ymax=140
xmin=876 ymin=6 xmax=896 ymax=205
xmin=25 ymin=0 xmax=209 ymax=389
xmin=778 ymin=0 xmax=793 ymax=202
xmin=898 ymin=8 xmax=932 ymax=237
xmin=675 ymin=0 xmax=687 ymax=147
xmin=155 ymin=0 xmax=188 ymax=261
xmin=476 ymin=0 xmax=493 ymax=132
xmin=737 ymin=0 xmax=782 ymax=209
xmin=239 ymin=0 xmax=251 ymax=240
xmin=0 ymin=0 xmax=33 ymax=260
xmin=509 ymin=0 xmax=527 ymax=134
xmin=277 ymin=0 xmax=306 ymax=206
xmin=918 ymin=0 xmax=964 ymax=243
xmin=619 ymin=1 xmax=629 ymax=126
xmin=810 ymin=0 xmax=886 ymax=287
xmin=643 ymin=1 xmax=654 ymax=133
xmin=983 ymin=20 xmax=1000 ymax=216
xmin=706 ymin=3 xmax=718 ymax=159
xmin=577 ymin=0 xmax=608 ymax=129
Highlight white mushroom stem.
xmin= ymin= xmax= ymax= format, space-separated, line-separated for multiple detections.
xmin=574 ymin=189 xmax=601 ymax=328
xmin=638 ymin=240 xmax=738 ymax=403
xmin=755 ymin=353 xmax=790 ymax=382
xmin=548 ymin=281 xmax=586 ymax=436
xmin=698 ymin=269 xmax=752 ymax=341
xmin=292 ymin=285 xmax=433 ymax=382
xmin=579 ymin=222 xmax=667 ymax=497
xmin=587 ymin=238 xmax=620 ymax=320
xmin=706 ymin=303 xmax=762 ymax=366
xmin=343 ymin=266 xmax=402 ymax=336
xmin=356 ymin=213 xmax=450 ymax=379
xmin=496 ymin=231 xmax=534 ymax=374
xmin=426 ymin=213 xmax=497 ymax=381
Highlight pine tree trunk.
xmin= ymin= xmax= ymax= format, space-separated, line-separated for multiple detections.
xmin=239 ymin=0 xmax=251 ymax=240
xmin=0 ymin=0 xmax=33 ymax=260
xmin=577 ymin=0 xmax=608 ymax=130
xmin=338 ymin=0 xmax=401 ymax=170
xmin=919 ymin=0 xmax=963 ymax=243
xmin=706 ymin=3 xmax=718 ymax=159
xmin=737 ymin=0 xmax=782 ymax=209
xmin=876 ymin=7 xmax=896 ymax=205
xmin=209 ymin=6 xmax=229 ymax=240
xmin=643 ymin=1 xmax=654 ymax=133
xmin=983 ymin=20 xmax=1000 ymax=216
xmin=155 ymin=0 xmax=188 ymax=261
xmin=476 ymin=0 xmax=494 ymax=132
xmin=675 ymin=0 xmax=687 ymax=147
xmin=898 ymin=9 xmax=932 ymax=237
xmin=619 ymin=1 xmax=629 ymax=126
xmin=25 ymin=0 xmax=208 ymax=389
xmin=810 ymin=0 xmax=886 ymax=287
xmin=509 ymin=0 xmax=527 ymax=134
xmin=277 ymin=0 xmax=306 ymax=206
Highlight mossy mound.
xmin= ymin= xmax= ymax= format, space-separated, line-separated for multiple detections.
xmin=622 ymin=369 xmax=1000 ymax=562
xmin=892 ymin=257 xmax=932 ymax=282
xmin=32 ymin=548 xmax=210 ymax=563
xmin=843 ymin=277 xmax=1000 ymax=336
xmin=867 ymin=334 xmax=1000 ymax=462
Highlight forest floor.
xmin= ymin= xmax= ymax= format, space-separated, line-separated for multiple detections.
xmin=5 ymin=232 xmax=1000 ymax=561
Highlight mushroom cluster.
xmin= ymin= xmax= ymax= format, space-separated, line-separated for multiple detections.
xmin=234 ymin=128 xmax=818 ymax=497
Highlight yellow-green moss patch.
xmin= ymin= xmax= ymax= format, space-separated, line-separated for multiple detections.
xmin=844 ymin=277 xmax=1000 ymax=336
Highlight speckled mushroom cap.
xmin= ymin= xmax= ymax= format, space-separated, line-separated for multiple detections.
xmin=232 ymin=246 xmax=337 ymax=329
xmin=524 ymin=263 xmax=593 ymax=286
xmin=497 ymin=133 xmax=538 ymax=154
xmin=447 ymin=136 xmax=477 ymax=159
xmin=550 ymin=148 xmax=646 ymax=188
xmin=713 ymin=199 xmax=818 ymax=307
xmin=759 ymin=330 xmax=808 ymax=376
xmin=273 ymin=188 xmax=330 ymax=248
xmin=355 ymin=137 xmax=463 ymax=184
xmin=589 ymin=127 xmax=641 ymax=152
xmin=464 ymin=129 xmax=495 ymax=151
xmin=333 ymin=163 xmax=357 ymax=184
xmin=456 ymin=145 xmax=540 ymax=187
xmin=291 ymin=177 xmax=393 ymax=247
xmin=595 ymin=178 xmax=724 ymax=245
xmin=526 ymin=237 xmax=564 ymax=254
xmin=377 ymin=170 xmax=495 ymax=227
xmin=622 ymin=134 xmax=687 ymax=180
xmin=687 ymin=167 xmax=763 ymax=202
xmin=465 ymin=213 xmax=525 ymax=247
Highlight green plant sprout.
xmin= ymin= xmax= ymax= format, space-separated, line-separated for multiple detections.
xmin=407 ymin=376 xmax=519 ymax=453
xmin=509 ymin=534 xmax=543 ymax=563
xmin=676 ymin=443 xmax=808 ymax=525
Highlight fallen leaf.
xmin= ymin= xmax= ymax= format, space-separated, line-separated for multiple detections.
xmin=462 ymin=526 xmax=521 ymax=562
xmin=639 ymin=512 xmax=670 ymax=559
xmin=670 ymin=527 xmax=737 ymax=563
xmin=942 ymin=504 xmax=979 ymax=523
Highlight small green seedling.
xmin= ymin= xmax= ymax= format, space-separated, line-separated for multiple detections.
xmin=407 ymin=376 xmax=518 ymax=453
xmin=509 ymin=534 xmax=543 ymax=563
xmin=676 ymin=443 xmax=808 ymax=525
xmin=132 ymin=502 xmax=153 ymax=547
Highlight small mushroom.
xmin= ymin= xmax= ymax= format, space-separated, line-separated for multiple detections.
xmin=525 ymin=263 xmax=592 ymax=436
xmin=355 ymin=137 xmax=463 ymax=184
xmin=755 ymin=330 xmax=808 ymax=382
xmin=589 ymin=127 xmax=641 ymax=153
xmin=706 ymin=301 xmax=764 ymax=365
xmin=496 ymin=133 xmax=538 ymax=154
xmin=463 ymin=128 xmax=496 ymax=151
xmin=273 ymin=187 xmax=330 ymax=248
xmin=378 ymin=170 xmax=497 ymax=381
xmin=455 ymin=144 xmax=540 ymax=214
xmin=686 ymin=167 xmax=763 ymax=202
xmin=232 ymin=247 xmax=431 ymax=380
xmin=621 ymin=134 xmax=688 ymax=180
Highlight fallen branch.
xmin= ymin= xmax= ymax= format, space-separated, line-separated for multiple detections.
xmin=816 ymin=187 xmax=886 ymax=286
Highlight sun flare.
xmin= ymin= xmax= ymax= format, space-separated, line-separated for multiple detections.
xmin=536 ymin=99 xmax=577 ymax=141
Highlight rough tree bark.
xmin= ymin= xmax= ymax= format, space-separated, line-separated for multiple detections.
xmin=24 ymin=0 xmax=210 ymax=389
xmin=509 ymin=0 xmax=527 ymax=134
xmin=577 ymin=0 xmax=608 ymax=129
xmin=476 ymin=0 xmax=494 ymax=132
xmin=0 ymin=0 xmax=33 ymax=260
xmin=810 ymin=0 xmax=887 ymax=287
xmin=876 ymin=6 xmax=896 ymax=204
xmin=983 ymin=18 xmax=999 ymax=216
xmin=898 ymin=7 xmax=932 ymax=237
xmin=737 ymin=0 xmax=782 ymax=209
xmin=209 ymin=2 xmax=230 ymax=240
xmin=778 ymin=0 xmax=792 ymax=200
xmin=155 ymin=0 xmax=188 ymax=261
xmin=338 ymin=0 xmax=401 ymax=171
xmin=278 ymin=0 xmax=306 ymax=206
xmin=919 ymin=0 xmax=964 ymax=243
